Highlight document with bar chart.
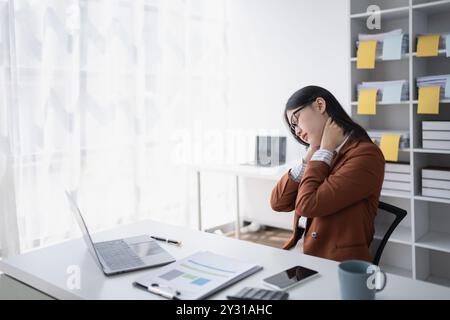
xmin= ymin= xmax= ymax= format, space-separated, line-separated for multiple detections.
xmin=134 ymin=251 xmax=263 ymax=299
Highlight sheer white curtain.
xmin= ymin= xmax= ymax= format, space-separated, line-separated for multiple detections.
xmin=0 ymin=0 xmax=232 ymax=256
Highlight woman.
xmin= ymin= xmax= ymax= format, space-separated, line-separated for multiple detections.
xmin=270 ymin=85 xmax=385 ymax=262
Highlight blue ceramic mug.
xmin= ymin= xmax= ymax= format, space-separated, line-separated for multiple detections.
xmin=338 ymin=260 xmax=387 ymax=300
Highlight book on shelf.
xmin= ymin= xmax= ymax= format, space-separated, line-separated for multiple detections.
xmin=381 ymin=189 xmax=410 ymax=197
xmin=382 ymin=180 xmax=411 ymax=191
xmin=422 ymin=166 xmax=450 ymax=181
xmin=422 ymin=121 xmax=450 ymax=131
xmin=382 ymin=162 xmax=411 ymax=194
xmin=422 ymin=131 xmax=450 ymax=140
xmin=385 ymin=172 xmax=411 ymax=182
xmin=422 ymin=121 xmax=450 ymax=150
xmin=422 ymin=140 xmax=450 ymax=150
xmin=422 ymin=179 xmax=450 ymax=190
xmin=385 ymin=161 xmax=411 ymax=173
xmin=421 ymin=167 xmax=450 ymax=199
xmin=422 ymin=188 xmax=450 ymax=199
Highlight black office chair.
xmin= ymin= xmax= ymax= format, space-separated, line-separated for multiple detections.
xmin=369 ymin=201 xmax=407 ymax=265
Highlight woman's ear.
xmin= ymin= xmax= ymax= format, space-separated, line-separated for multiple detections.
xmin=316 ymin=97 xmax=327 ymax=114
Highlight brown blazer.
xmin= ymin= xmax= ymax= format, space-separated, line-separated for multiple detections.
xmin=270 ymin=136 xmax=385 ymax=262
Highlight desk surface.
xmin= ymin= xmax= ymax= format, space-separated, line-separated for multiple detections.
xmin=1 ymin=220 xmax=450 ymax=300
xmin=191 ymin=162 xmax=295 ymax=180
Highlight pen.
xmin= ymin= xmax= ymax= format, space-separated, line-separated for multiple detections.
xmin=150 ymin=235 xmax=182 ymax=246
xmin=148 ymin=283 xmax=181 ymax=300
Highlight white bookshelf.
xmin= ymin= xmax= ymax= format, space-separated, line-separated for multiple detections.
xmin=375 ymin=223 xmax=413 ymax=245
xmin=350 ymin=0 xmax=450 ymax=287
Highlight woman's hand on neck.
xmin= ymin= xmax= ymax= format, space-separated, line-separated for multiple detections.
xmin=320 ymin=118 xmax=346 ymax=152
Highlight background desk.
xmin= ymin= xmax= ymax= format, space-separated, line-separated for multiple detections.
xmin=1 ymin=220 xmax=450 ymax=300
xmin=192 ymin=163 xmax=294 ymax=238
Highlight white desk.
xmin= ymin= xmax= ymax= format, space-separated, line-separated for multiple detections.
xmin=1 ymin=219 xmax=449 ymax=300
xmin=192 ymin=163 xmax=294 ymax=238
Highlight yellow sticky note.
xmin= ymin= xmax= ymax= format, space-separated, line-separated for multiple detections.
xmin=358 ymin=89 xmax=378 ymax=115
xmin=357 ymin=40 xmax=377 ymax=69
xmin=418 ymin=86 xmax=440 ymax=114
xmin=416 ymin=35 xmax=440 ymax=57
xmin=380 ymin=134 xmax=401 ymax=162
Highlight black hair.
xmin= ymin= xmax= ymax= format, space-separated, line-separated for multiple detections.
xmin=284 ymin=85 xmax=372 ymax=147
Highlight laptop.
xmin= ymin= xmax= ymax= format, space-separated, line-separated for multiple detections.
xmin=65 ymin=191 xmax=175 ymax=276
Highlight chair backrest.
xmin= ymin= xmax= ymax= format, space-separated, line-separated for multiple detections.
xmin=369 ymin=201 xmax=407 ymax=265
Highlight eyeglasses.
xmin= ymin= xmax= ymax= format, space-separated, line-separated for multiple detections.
xmin=289 ymin=107 xmax=303 ymax=132
xmin=288 ymin=98 xmax=317 ymax=132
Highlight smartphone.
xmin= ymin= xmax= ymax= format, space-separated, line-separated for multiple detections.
xmin=262 ymin=266 xmax=319 ymax=290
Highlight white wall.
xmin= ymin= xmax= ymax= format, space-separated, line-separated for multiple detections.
xmin=227 ymin=0 xmax=350 ymax=229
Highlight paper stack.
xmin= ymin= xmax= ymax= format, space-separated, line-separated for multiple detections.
xmin=417 ymin=33 xmax=450 ymax=50
xmin=416 ymin=74 xmax=450 ymax=99
xmin=368 ymin=130 xmax=410 ymax=149
xmin=357 ymin=80 xmax=409 ymax=102
xmin=383 ymin=162 xmax=411 ymax=196
xmin=422 ymin=166 xmax=450 ymax=199
xmin=422 ymin=121 xmax=450 ymax=150
xmin=357 ymin=29 xmax=409 ymax=56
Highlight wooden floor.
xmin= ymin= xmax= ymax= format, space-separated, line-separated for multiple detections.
xmin=224 ymin=226 xmax=303 ymax=250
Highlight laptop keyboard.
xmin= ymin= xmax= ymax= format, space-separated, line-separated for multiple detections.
xmin=95 ymin=240 xmax=145 ymax=270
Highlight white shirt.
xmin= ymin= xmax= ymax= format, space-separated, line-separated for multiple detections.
xmin=289 ymin=134 xmax=351 ymax=229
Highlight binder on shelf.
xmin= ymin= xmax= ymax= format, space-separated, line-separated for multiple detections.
xmin=133 ymin=251 xmax=263 ymax=300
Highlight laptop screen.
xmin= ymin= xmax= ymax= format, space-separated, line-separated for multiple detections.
xmin=65 ymin=191 xmax=103 ymax=270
